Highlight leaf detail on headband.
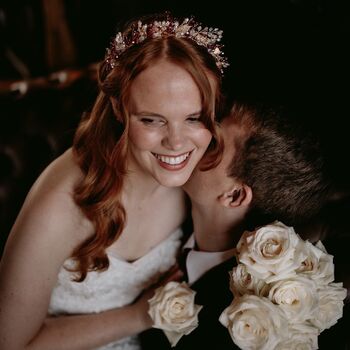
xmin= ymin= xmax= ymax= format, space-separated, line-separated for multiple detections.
xmin=105 ymin=14 xmax=229 ymax=74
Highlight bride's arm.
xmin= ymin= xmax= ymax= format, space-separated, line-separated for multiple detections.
xmin=0 ymin=170 xmax=153 ymax=350
xmin=29 ymin=295 xmax=153 ymax=350
xmin=1 ymin=243 xmax=153 ymax=350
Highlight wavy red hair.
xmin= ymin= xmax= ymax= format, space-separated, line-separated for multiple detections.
xmin=71 ymin=14 xmax=225 ymax=281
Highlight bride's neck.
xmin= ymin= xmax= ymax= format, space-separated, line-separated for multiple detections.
xmin=123 ymin=169 xmax=167 ymax=201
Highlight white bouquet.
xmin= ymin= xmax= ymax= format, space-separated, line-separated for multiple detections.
xmin=148 ymin=281 xmax=202 ymax=347
xmin=219 ymin=221 xmax=347 ymax=350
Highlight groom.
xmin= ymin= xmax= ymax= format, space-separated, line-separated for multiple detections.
xmin=141 ymin=99 xmax=337 ymax=349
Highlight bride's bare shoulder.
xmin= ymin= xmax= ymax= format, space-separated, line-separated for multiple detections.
xmin=3 ymin=149 xmax=93 ymax=272
xmin=13 ymin=148 xmax=94 ymax=244
xmin=36 ymin=148 xmax=83 ymax=190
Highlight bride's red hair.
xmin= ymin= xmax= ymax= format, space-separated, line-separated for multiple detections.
xmin=71 ymin=16 xmax=224 ymax=281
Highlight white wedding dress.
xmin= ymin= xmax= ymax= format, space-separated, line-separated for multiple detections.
xmin=48 ymin=228 xmax=182 ymax=350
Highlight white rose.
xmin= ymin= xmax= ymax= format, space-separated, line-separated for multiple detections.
xmin=268 ymin=276 xmax=318 ymax=323
xmin=229 ymin=264 xmax=267 ymax=297
xmin=296 ymin=240 xmax=334 ymax=285
xmin=310 ymin=282 xmax=347 ymax=332
xmin=274 ymin=323 xmax=319 ymax=350
xmin=148 ymin=281 xmax=202 ymax=347
xmin=237 ymin=221 xmax=306 ymax=283
xmin=219 ymin=294 xmax=287 ymax=350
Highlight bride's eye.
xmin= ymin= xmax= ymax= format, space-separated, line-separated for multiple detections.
xmin=141 ymin=118 xmax=155 ymax=124
xmin=140 ymin=117 xmax=165 ymax=126
xmin=188 ymin=117 xmax=200 ymax=122
xmin=187 ymin=115 xmax=203 ymax=124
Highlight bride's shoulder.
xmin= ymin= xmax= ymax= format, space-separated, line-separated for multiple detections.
xmin=17 ymin=148 xmax=93 ymax=238
xmin=4 ymin=148 xmax=94 ymax=264
xmin=29 ymin=148 xmax=82 ymax=194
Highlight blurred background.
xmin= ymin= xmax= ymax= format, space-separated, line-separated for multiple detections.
xmin=1 ymin=0 xmax=350 ymax=255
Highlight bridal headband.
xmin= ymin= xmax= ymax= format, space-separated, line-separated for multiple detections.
xmin=104 ymin=14 xmax=229 ymax=74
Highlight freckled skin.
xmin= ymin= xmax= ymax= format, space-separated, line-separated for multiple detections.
xmin=128 ymin=60 xmax=213 ymax=188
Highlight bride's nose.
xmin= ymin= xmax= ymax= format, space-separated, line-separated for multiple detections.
xmin=161 ymin=125 xmax=186 ymax=151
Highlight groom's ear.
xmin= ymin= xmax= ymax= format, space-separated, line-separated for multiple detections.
xmin=218 ymin=183 xmax=252 ymax=208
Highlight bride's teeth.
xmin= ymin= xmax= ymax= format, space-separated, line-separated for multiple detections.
xmin=155 ymin=152 xmax=190 ymax=165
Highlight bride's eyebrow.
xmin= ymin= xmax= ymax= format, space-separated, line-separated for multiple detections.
xmin=132 ymin=110 xmax=202 ymax=118
xmin=186 ymin=112 xmax=202 ymax=117
xmin=159 ymin=111 xmax=202 ymax=119
xmin=133 ymin=111 xmax=164 ymax=118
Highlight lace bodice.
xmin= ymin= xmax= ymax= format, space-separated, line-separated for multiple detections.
xmin=48 ymin=228 xmax=182 ymax=350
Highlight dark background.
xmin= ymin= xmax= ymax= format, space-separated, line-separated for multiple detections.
xmin=0 ymin=1 xmax=349 ymax=346
xmin=1 ymin=0 xmax=349 ymax=253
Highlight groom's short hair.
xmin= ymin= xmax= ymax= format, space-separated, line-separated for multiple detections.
xmin=225 ymin=100 xmax=331 ymax=225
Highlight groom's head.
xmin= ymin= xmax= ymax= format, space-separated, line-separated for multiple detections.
xmin=183 ymin=100 xmax=331 ymax=225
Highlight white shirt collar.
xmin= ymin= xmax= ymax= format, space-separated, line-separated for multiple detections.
xmin=183 ymin=233 xmax=236 ymax=285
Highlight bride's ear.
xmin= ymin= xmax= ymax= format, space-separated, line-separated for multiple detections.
xmin=218 ymin=183 xmax=252 ymax=208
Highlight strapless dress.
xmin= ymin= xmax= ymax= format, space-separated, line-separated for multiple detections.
xmin=48 ymin=228 xmax=182 ymax=349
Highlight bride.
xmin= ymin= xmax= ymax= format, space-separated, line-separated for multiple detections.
xmin=0 ymin=12 xmax=227 ymax=350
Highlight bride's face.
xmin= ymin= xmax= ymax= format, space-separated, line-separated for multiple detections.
xmin=127 ymin=60 xmax=213 ymax=187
